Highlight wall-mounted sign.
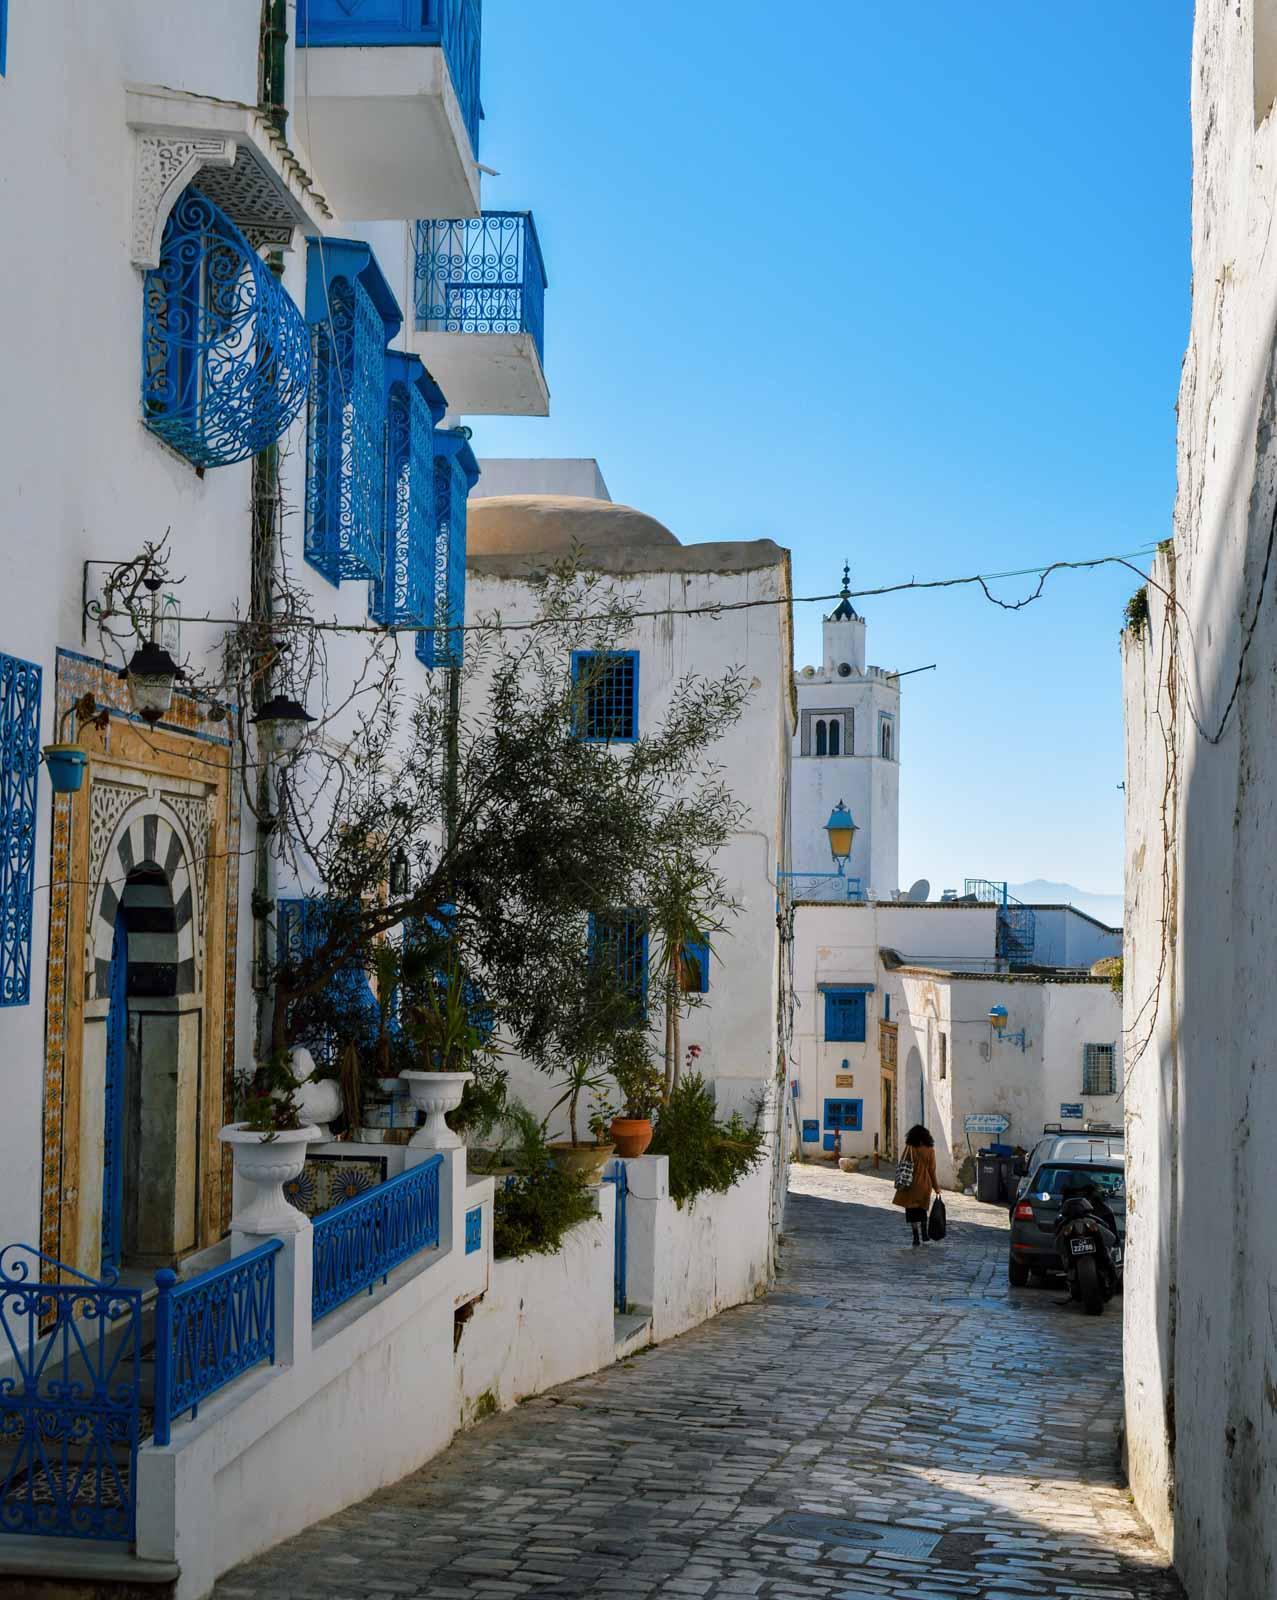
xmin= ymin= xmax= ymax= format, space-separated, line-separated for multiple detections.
xmin=835 ymin=1073 xmax=855 ymax=1088
xmin=964 ymin=1112 xmax=1011 ymax=1135
xmin=802 ymin=1119 xmax=820 ymax=1143
xmin=1059 ymin=1103 xmax=1084 ymax=1121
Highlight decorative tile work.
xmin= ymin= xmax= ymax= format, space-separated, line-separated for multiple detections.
xmin=40 ymin=649 xmax=241 ymax=1271
xmin=283 ymin=1155 xmax=389 ymax=1220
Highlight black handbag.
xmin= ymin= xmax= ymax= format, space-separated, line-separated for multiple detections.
xmin=927 ymin=1196 xmax=947 ymax=1241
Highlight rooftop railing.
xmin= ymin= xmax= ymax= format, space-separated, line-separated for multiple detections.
xmin=296 ymin=0 xmax=482 ymax=158
xmin=414 ymin=212 xmax=546 ymax=365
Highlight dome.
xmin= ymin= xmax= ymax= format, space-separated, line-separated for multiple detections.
xmin=467 ymin=494 xmax=680 ymax=557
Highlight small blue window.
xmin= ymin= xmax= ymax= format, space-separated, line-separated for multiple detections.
xmin=465 ymin=1206 xmax=482 ymax=1255
xmin=824 ymin=1099 xmax=863 ymax=1132
xmin=801 ymin=1119 xmax=820 ymax=1143
xmin=588 ymin=910 xmax=649 ymax=1018
xmin=572 ymin=651 xmax=639 ymax=742
xmin=0 ymin=652 xmax=41 ymax=1006
xmin=823 ymin=989 xmax=867 ymax=1042
xmin=682 ymin=939 xmax=710 ymax=994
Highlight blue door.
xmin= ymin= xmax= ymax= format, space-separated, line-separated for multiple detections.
xmin=101 ymin=910 xmax=128 ymax=1271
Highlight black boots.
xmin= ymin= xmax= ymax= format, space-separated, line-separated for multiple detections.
xmin=911 ymin=1225 xmax=921 ymax=1247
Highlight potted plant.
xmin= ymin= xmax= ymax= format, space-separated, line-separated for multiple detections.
xmin=544 ymin=1060 xmax=615 ymax=1183
xmin=399 ymin=950 xmax=485 ymax=1151
xmin=608 ymin=1032 xmax=664 ymax=1158
xmin=220 ymin=1054 xmax=320 ymax=1234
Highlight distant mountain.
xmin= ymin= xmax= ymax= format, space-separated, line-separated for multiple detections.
xmin=1009 ymin=880 xmax=1123 ymax=927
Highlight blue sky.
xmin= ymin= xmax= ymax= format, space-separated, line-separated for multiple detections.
xmin=472 ymin=2 xmax=1193 ymax=897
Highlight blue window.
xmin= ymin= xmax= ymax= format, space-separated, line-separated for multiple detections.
xmin=571 ymin=651 xmax=639 ymax=742
xmin=588 ymin=910 xmax=649 ymax=1018
xmin=304 ymin=238 xmax=403 ymax=586
xmin=801 ymin=1119 xmax=820 ymax=1144
xmin=416 ymin=428 xmax=478 ymax=669
xmin=0 ymin=652 xmax=40 ymax=1006
xmin=824 ymin=1099 xmax=863 ymax=1132
xmin=371 ymin=352 xmax=444 ymax=629
xmin=823 ymin=986 xmax=872 ymax=1043
xmin=142 ymin=187 xmax=309 ymax=469
xmin=682 ymin=939 xmax=710 ymax=994
xmin=277 ymin=897 xmax=380 ymax=1065
xmin=465 ymin=1206 xmax=482 ymax=1255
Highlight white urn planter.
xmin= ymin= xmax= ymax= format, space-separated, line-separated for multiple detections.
xmin=290 ymin=1046 xmax=342 ymax=1140
xmin=400 ymin=1071 xmax=473 ymax=1151
xmin=220 ymin=1124 xmax=321 ymax=1235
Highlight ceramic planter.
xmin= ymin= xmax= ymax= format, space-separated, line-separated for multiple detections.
xmin=42 ymin=744 xmax=87 ymax=794
xmin=609 ymin=1117 xmax=653 ymax=1159
xmin=220 ymin=1123 xmax=321 ymax=1235
xmin=548 ymin=1142 xmax=615 ymax=1185
xmin=400 ymin=1070 xmax=473 ymax=1150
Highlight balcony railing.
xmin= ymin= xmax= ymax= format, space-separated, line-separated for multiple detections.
xmin=312 ymin=1155 xmax=443 ymax=1321
xmin=297 ymin=0 xmax=482 ymax=158
xmin=414 ymin=212 xmax=546 ymax=365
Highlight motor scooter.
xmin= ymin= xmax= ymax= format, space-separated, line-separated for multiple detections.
xmin=1053 ymin=1191 xmax=1122 ymax=1315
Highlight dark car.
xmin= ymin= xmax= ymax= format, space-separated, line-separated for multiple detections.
xmin=1008 ymin=1160 xmax=1126 ymax=1286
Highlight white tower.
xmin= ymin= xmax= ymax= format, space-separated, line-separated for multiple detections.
xmin=790 ymin=565 xmax=900 ymax=896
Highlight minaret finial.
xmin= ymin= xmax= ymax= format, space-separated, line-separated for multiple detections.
xmin=840 ymin=561 xmax=850 ymax=600
xmin=828 ymin=559 xmax=860 ymax=622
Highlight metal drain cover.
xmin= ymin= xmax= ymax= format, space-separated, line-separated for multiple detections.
xmin=760 ymin=1512 xmax=941 ymax=1559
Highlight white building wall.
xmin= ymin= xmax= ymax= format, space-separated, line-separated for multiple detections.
xmin=474 ymin=459 xmax=611 ymax=501
xmin=1027 ymin=906 xmax=1123 ymax=969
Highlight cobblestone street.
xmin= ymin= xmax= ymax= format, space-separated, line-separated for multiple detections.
xmin=217 ymin=1166 xmax=1181 ymax=1600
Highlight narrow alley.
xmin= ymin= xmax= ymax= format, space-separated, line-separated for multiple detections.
xmin=215 ymin=1168 xmax=1181 ymax=1600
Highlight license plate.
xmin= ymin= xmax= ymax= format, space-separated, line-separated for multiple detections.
xmin=1070 ymin=1237 xmax=1097 ymax=1256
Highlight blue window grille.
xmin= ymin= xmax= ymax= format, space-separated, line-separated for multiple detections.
xmin=801 ymin=1119 xmax=820 ymax=1144
xmin=0 ymin=1245 xmax=143 ymax=1542
xmin=312 ymin=1154 xmax=443 ymax=1320
xmin=304 ymin=238 xmax=402 ymax=586
xmin=571 ymin=651 xmax=639 ymax=743
xmin=152 ymin=1240 xmax=281 ymax=1446
xmin=277 ymin=896 xmax=381 ymax=1066
xmin=1083 ymin=1042 xmax=1118 ymax=1096
xmin=297 ymin=0 xmax=482 ymax=159
xmin=822 ymin=984 xmax=872 ymax=1043
xmin=588 ymin=910 xmax=649 ymax=1017
xmin=681 ymin=939 xmax=710 ymax=994
xmin=141 ymin=187 xmax=309 ymax=469
xmin=824 ymin=1098 xmax=863 ymax=1132
xmin=465 ymin=1205 xmax=482 ymax=1255
xmin=0 ymin=652 xmax=40 ymax=1008
xmin=371 ymin=352 xmax=445 ymax=628
xmin=415 ymin=212 xmax=546 ymax=366
xmin=415 ymin=428 xmax=478 ymax=669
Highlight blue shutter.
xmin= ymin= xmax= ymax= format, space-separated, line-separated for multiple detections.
xmin=416 ymin=429 xmax=477 ymax=669
xmin=823 ymin=990 xmax=866 ymax=1043
xmin=823 ymin=1099 xmax=863 ymax=1132
xmin=371 ymin=354 xmax=439 ymax=627
xmin=683 ymin=940 xmax=710 ymax=994
xmin=0 ymin=652 xmax=40 ymax=1006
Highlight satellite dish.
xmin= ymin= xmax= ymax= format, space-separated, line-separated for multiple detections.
xmin=906 ymin=878 xmax=931 ymax=904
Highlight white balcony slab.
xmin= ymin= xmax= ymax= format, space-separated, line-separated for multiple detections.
xmin=409 ymin=331 xmax=549 ymax=417
xmin=295 ymin=45 xmax=480 ymax=221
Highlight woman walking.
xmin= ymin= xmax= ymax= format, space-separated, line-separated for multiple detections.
xmin=893 ymin=1124 xmax=941 ymax=1246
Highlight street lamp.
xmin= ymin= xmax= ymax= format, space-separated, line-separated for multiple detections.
xmin=121 ymin=640 xmax=183 ymax=725
xmin=824 ymin=800 xmax=858 ymax=876
xmin=251 ymin=693 xmax=315 ymax=758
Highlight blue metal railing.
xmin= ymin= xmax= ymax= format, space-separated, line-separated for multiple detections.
xmin=964 ymin=878 xmax=1037 ymax=968
xmin=0 ymin=1245 xmax=143 ymax=1543
xmin=152 ymin=1241 xmax=282 ymax=1447
xmin=414 ymin=213 xmax=547 ymax=365
xmin=601 ymin=1162 xmax=628 ymax=1315
xmin=296 ymin=0 xmax=482 ymax=158
xmin=312 ymin=1155 xmax=443 ymax=1322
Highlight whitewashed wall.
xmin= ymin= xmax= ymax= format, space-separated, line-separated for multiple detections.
xmin=1027 ymin=906 xmax=1122 ymax=969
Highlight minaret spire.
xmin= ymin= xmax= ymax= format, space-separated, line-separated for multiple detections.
xmin=829 ymin=559 xmax=859 ymax=621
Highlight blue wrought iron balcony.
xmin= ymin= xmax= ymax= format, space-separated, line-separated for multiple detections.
xmin=411 ymin=212 xmax=548 ymax=416
xmin=295 ymin=0 xmax=482 ymax=221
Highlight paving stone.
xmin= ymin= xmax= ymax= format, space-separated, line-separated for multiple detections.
xmin=215 ymin=1168 xmax=1183 ymax=1600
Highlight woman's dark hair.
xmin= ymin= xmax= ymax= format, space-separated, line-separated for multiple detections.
xmin=905 ymin=1124 xmax=934 ymax=1148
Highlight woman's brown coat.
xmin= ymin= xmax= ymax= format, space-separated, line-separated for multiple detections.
xmin=892 ymin=1143 xmax=940 ymax=1209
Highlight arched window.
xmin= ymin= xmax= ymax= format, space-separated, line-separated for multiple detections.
xmin=828 ymin=719 xmax=840 ymax=757
xmin=815 ymin=719 xmax=828 ymax=757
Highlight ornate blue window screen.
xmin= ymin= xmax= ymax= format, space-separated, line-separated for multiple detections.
xmin=415 ymin=428 xmax=478 ymax=668
xmin=312 ymin=1154 xmax=443 ymax=1320
xmin=297 ymin=0 xmax=482 ymax=158
xmin=0 ymin=652 xmax=40 ymax=1007
xmin=152 ymin=1240 xmax=281 ymax=1446
xmin=142 ymin=187 xmax=309 ymax=469
xmin=415 ymin=212 xmax=546 ymax=365
xmin=371 ymin=352 xmax=445 ymax=628
xmin=277 ymin=896 xmax=380 ymax=1065
xmin=588 ymin=911 xmax=649 ymax=1017
xmin=822 ymin=984 xmax=873 ymax=1043
xmin=305 ymin=238 xmax=402 ymax=586
xmin=571 ymin=651 xmax=639 ymax=743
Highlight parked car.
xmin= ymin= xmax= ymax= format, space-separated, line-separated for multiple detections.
xmin=1008 ymin=1125 xmax=1125 ymax=1287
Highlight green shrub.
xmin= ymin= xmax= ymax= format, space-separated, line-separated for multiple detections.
xmin=1124 ymin=586 xmax=1149 ymax=638
xmin=490 ymin=1108 xmax=596 ymax=1260
xmin=649 ymin=1073 xmax=766 ymax=1208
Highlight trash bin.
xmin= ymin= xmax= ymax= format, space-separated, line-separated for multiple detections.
xmin=995 ymin=1156 xmax=1016 ymax=1203
xmin=976 ymin=1149 xmax=1002 ymax=1204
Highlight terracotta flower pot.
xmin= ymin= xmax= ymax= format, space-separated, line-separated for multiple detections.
xmin=609 ymin=1117 xmax=653 ymax=1159
xmin=548 ymin=1142 xmax=615 ymax=1185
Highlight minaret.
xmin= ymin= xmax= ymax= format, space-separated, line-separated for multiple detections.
xmin=790 ymin=563 xmax=901 ymax=897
